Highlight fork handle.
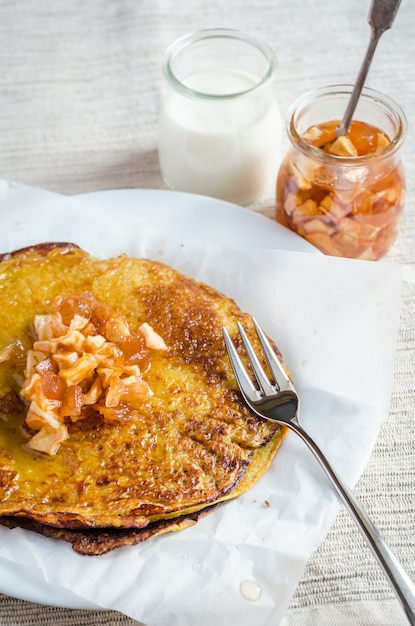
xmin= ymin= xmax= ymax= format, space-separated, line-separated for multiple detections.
xmin=291 ymin=420 xmax=415 ymax=625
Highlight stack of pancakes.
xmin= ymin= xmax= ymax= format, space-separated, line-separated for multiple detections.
xmin=0 ymin=244 xmax=286 ymax=555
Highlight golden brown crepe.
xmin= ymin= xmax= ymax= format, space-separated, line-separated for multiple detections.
xmin=0 ymin=243 xmax=287 ymax=554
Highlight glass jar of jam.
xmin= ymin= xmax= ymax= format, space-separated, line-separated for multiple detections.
xmin=275 ymin=85 xmax=407 ymax=260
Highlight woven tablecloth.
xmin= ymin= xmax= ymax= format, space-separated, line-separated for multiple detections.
xmin=0 ymin=1 xmax=414 ymax=624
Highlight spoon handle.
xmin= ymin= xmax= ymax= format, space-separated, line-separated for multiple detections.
xmin=337 ymin=0 xmax=402 ymax=137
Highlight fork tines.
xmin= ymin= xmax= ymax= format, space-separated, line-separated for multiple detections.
xmin=222 ymin=318 xmax=291 ymax=402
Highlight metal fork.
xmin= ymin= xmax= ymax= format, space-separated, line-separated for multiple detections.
xmin=223 ymin=318 xmax=415 ymax=625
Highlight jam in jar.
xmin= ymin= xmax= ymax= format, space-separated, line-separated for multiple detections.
xmin=276 ymin=85 xmax=407 ymax=260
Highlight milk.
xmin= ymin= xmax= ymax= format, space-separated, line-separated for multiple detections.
xmin=158 ymin=69 xmax=281 ymax=205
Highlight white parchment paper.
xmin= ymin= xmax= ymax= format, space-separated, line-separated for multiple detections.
xmin=0 ymin=181 xmax=404 ymax=625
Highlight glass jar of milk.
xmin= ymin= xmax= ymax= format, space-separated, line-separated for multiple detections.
xmin=158 ymin=29 xmax=281 ymax=206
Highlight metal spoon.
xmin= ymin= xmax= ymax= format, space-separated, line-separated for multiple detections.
xmin=336 ymin=0 xmax=403 ymax=137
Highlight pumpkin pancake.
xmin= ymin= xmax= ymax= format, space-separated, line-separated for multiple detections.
xmin=0 ymin=243 xmax=287 ymax=552
xmin=0 ymin=505 xmax=218 ymax=556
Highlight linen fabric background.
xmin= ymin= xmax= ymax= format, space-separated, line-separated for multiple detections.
xmin=0 ymin=0 xmax=414 ymax=624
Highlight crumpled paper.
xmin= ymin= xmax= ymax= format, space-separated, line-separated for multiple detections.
xmin=0 ymin=181 xmax=404 ymax=625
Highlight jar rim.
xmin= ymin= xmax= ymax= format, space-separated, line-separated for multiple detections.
xmin=162 ymin=28 xmax=277 ymax=100
xmin=287 ymin=84 xmax=407 ymax=163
